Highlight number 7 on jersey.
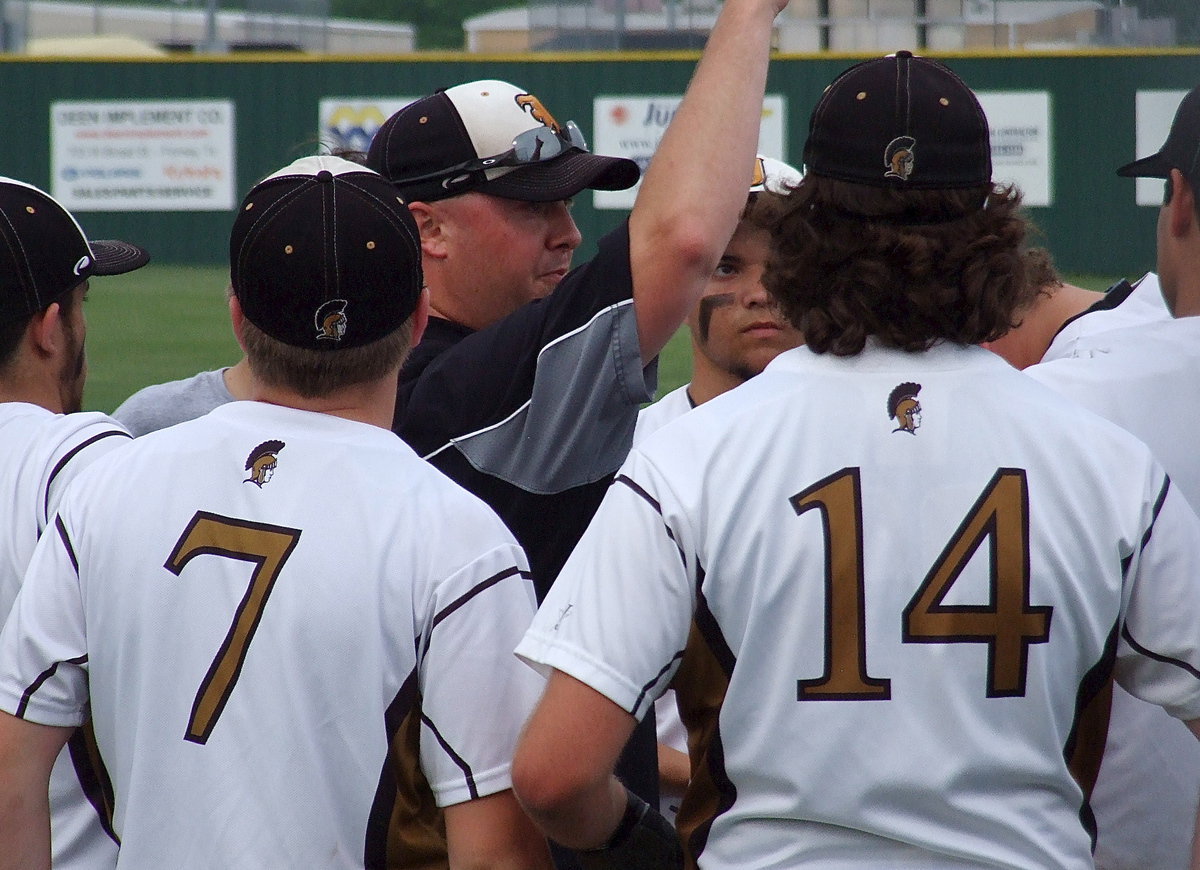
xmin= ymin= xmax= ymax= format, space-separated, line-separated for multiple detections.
xmin=164 ymin=511 xmax=302 ymax=744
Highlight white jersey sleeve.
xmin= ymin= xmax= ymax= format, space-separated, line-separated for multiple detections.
xmin=1116 ymin=478 xmax=1200 ymax=719
xmin=0 ymin=507 xmax=91 ymax=729
xmin=518 ymin=450 xmax=695 ymax=721
xmin=419 ymin=539 xmax=543 ymax=807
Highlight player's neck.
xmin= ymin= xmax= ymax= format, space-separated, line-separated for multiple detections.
xmin=688 ymin=357 xmax=748 ymax=405
xmin=0 ymin=356 xmax=70 ymax=414
xmin=221 ymin=358 xmax=256 ymax=401
xmin=244 ymin=370 xmax=400 ymax=430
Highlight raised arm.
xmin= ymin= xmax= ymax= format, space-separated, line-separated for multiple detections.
xmin=629 ymin=0 xmax=790 ymax=362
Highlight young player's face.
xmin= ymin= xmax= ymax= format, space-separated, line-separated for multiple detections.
xmin=689 ymin=223 xmax=803 ymax=381
xmin=438 ymin=192 xmax=583 ymax=327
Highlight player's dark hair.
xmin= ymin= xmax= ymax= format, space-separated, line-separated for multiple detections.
xmin=239 ymin=315 xmax=414 ymax=398
xmin=762 ymin=176 xmax=1040 ymax=355
xmin=0 ymin=285 xmax=82 ymax=373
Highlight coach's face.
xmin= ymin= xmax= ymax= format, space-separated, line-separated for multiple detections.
xmin=428 ymin=192 xmax=582 ymax=329
xmin=689 ymin=223 xmax=803 ymax=382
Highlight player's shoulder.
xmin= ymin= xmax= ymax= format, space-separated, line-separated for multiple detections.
xmin=634 ymin=385 xmax=693 ymax=447
xmin=1 ymin=403 xmax=130 ymax=459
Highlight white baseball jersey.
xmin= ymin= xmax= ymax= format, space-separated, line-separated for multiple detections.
xmin=0 ymin=400 xmax=544 ymax=869
xmin=519 ymin=342 xmax=1200 ymax=869
xmin=1028 ymin=311 xmax=1200 ymax=870
xmin=633 ymin=385 xmax=694 ymax=448
xmin=0 ymin=401 xmax=130 ymax=870
xmin=1042 ymin=272 xmax=1169 ymax=363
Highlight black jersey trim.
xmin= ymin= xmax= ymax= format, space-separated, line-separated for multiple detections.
xmin=633 ymin=651 xmax=685 ymax=716
xmin=430 ymin=564 xmax=531 ymax=630
xmin=421 ymin=712 xmax=478 ymax=799
xmin=43 ymin=429 xmax=130 ymax=525
xmin=67 ymin=723 xmax=120 ymax=844
xmin=1048 ymin=278 xmax=1136 ymax=346
xmin=1062 ymin=622 xmax=1117 ymax=849
xmin=15 ymin=654 xmax=87 ymax=719
xmin=55 ymin=514 xmax=79 ymax=575
xmin=614 ymin=474 xmax=687 ymax=567
xmin=1122 ymin=475 xmax=1171 ymax=579
xmin=1122 ymin=624 xmax=1200 ymax=682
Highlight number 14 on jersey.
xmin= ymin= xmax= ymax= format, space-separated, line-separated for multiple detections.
xmin=790 ymin=467 xmax=1052 ymax=702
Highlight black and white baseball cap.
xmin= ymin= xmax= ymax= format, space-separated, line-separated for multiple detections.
xmin=749 ymin=155 xmax=803 ymax=195
xmin=230 ymin=155 xmax=423 ymax=352
xmin=367 ymin=80 xmax=640 ymax=203
xmin=803 ymin=51 xmax=992 ymax=191
xmin=1117 ymin=84 xmax=1200 ymax=190
xmin=0 ymin=176 xmax=149 ymax=322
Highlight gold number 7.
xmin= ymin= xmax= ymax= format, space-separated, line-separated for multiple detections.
xmin=164 ymin=511 xmax=302 ymax=744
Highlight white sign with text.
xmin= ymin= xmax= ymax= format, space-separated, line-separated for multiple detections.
xmin=51 ymin=100 xmax=235 ymax=211
xmin=977 ymin=91 xmax=1052 ymax=207
xmin=591 ymin=95 xmax=787 ymax=210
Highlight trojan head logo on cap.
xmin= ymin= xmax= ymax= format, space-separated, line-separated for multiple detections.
xmin=888 ymin=382 xmax=923 ymax=434
xmin=244 ymin=440 xmax=285 ymax=487
xmin=515 ymin=93 xmax=562 ymax=135
xmin=315 ymin=298 xmax=348 ymax=342
xmin=885 ymin=136 xmax=917 ymax=181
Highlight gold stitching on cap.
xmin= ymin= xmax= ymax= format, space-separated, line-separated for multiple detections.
xmin=366 ymin=241 xmax=376 ymax=250
xmin=25 ymin=206 xmax=35 ymax=213
xmin=940 ymin=97 xmax=950 ymax=106
xmin=284 ymin=245 xmax=294 ymax=254
xmin=419 ymin=116 xmax=428 ymax=124
xmin=857 ymin=91 xmax=867 ymax=101
xmin=244 ymin=202 xmax=254 ymax=211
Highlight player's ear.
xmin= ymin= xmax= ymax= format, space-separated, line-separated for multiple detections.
xmin=26 ymin=300 xmax=65 ymax=358
xmin=407 ymin=201 xmax=448 ymax=260
xmin=229 ymin=292 xmax=250 ymax=353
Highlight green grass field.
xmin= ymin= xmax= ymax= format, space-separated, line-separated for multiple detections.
xmin=81 ymin=265 xmax=1119 ymax=415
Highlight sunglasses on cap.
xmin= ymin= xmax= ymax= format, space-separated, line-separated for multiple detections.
xmin=400 ymin=121 xmax=590 ymax=188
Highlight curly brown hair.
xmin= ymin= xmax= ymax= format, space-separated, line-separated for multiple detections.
xmin=761 ymin=176 xmax=1043 ymax=356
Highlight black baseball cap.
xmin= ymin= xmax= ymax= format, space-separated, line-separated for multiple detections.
xmin=1117 ymin=84 xmax=1200 ymax=188
xmin=803 ymin=51 xmax=992 ymax=190
xmin=230 ymin=155 xmax=423 ymax=352
xmin=0 ymin=176 xmax=149 ymax=322
xmin=367 ymin=80 xmax=640 ymax=203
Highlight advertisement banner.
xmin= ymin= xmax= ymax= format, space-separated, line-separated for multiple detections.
xmin=51 ymin=100 xmax=235 ymax=211
xmin=319 ymin=98 xmax=416 ymax=155
xmin=1132 ymin=90 xmax=1187 ymax=206
xmin=977 ymin=91 xmax=1052 ymax=207
xmin=591 ymin=95 xmax=787 ymax=210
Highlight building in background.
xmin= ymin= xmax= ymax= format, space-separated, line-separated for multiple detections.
xmin=0 ymin=0 xmax=414 ymax=53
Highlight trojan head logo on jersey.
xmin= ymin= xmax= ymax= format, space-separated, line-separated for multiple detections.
xmin=315 ymin=299 xmax=349 ymax=342
xmin=244 ymin=440 xmax=285 ymax=487
xmin=884 ymin=136 xmax=917 ymax=181
xmin=515 ymin=93 xmax=563 ymax=135
xmin=887 ymin=382 xmax=923 ymax=435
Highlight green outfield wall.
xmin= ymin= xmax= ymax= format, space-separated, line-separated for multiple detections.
xmin=1 ymin=49 xmax=1197 ymax=277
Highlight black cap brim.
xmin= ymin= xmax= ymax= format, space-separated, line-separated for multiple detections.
xmin=1116 ymin=151 xmax=1172 ymax=179
xmin=89 ymin=239 xmax=151 ymax=276
xmin=481 ymin=151 xmax=640 ymax=202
